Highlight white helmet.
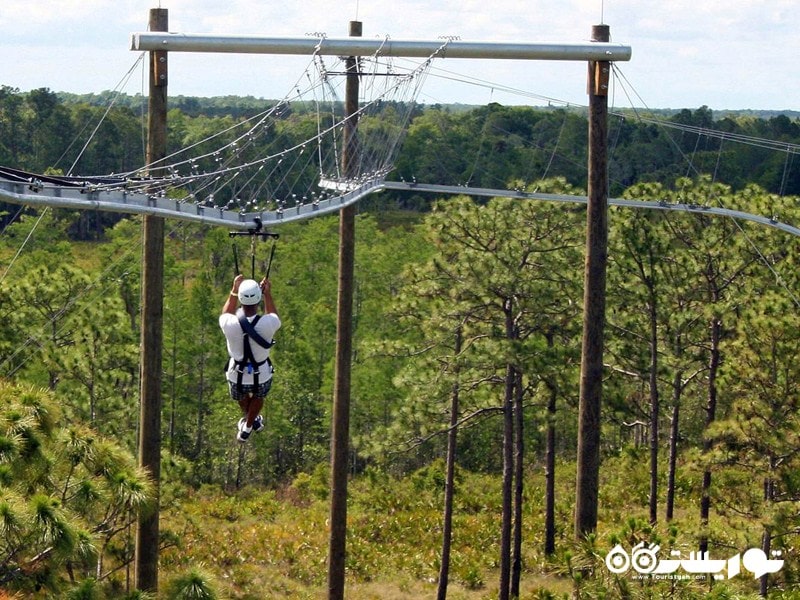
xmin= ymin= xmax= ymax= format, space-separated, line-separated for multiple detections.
xmin=237 ymin=279 xmax=262 ymax=305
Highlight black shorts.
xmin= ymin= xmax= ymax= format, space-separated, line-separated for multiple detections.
xmin=228 ymin=378 xmax=272 ymax=401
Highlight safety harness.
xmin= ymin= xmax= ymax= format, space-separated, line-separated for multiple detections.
xmin=232 ymin=313 xmax=275 ymax=395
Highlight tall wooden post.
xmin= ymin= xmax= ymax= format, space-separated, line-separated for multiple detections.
xmin=135 ymin=7 xmax=167 ymax=592
xmin=327 ymin=19 xmax=361 ymax=600
xmin=574 ymin=23 xmax=610 ymax=538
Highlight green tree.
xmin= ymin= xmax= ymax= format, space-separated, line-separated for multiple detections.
xmin=607 ymin=197 xmax=700 ymax=526
xmin=712 ymin=291 xmax=800 ymax=596
xmin=0 ymin=380 xmax=152 ymax=596
xmin=371 ymin=189 xmax=583 ymax=598
xmin=0 ymin=85 xmax=25 ymax=167
xmin=652 ymin=177 xmax=760 ymax=553
xmin=8 ymin=261 xmax=92 ymax=389
xmin=54 ymin=295 xmax=139 ymax=440
xmin=24 ymin=88 xmax=75 ymax=172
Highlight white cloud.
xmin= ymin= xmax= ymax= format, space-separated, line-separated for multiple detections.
xmin=0 ymin=0 xmax=797 ymax=110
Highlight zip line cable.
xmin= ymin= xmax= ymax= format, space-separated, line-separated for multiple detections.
xmin=0 ymin=206 xmax=24 ymax=237
xmin=411 ymin=59 xmax=581 ymax=109
xmin=0 ymin=219 xmax=205 ymax=378
xmin=418 ymin=59 xmax=800 ymax=161
xmin=140 ymin=54 xmax=147 ymax=167
xmin=2 ymin=44 xmax=800 ymax=373
xmin=64 ymin=50 xmax=436 ymax=217
xmin=1 ymin=45 xmax=796 ymax=230
xmin=1 ymin=53 xmax=149 ymax=285
xmin=414 ymin=61 xmax=800 ymax=313
xmin=69 ymin=54 xmax=147 ymax=176
xmin=610 ymin=63 xmax=800 ymax=310
xmin=537 ymin=109 xmax=569 ymax=185
xmin=779 ymin=145 xmax=796 ymax=197
xmin=0 ymin=208 xmax=49 ymax=285
xmin=0 ymin=225 xmax=141 ymax=377
xmin=49 ymin=53 xmax=147 ymax=175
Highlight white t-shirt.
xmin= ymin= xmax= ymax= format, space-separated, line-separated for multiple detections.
xmin=219 ymin=308 xmax=281 ymax=384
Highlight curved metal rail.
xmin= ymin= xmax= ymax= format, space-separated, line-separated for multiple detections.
xmin=1 ymin=173 xmax=798 ymax=237
xmin=377 ymin=181 xmax=800 ymax=238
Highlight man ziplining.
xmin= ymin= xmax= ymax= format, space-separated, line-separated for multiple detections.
xmin=220 ymin=274 xmax=280 ymax=442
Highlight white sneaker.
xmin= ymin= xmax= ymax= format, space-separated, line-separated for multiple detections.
xmin=237 ymin=417 xmax=252 ymax=442
xmin=252 ymin=414 xmax=265 ymax=433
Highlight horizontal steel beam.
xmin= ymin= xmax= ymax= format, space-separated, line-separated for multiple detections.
xmin=131 ymin=33 xmax=632 ymax=62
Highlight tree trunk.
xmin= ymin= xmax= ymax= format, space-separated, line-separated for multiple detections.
xmin=699 ymin=316 xmax=721 ymax=555
xmin=437 ymin=327 xmax=462 ymax=600
xmin=89 ymin=363 xmax=97 ymax=423
xmin=760 ymin=458 xmax=776 ymax=597
xmin=169 ymin=325 xmax=177 ymax=455
xmin=498 ymin=301 xmax=515 ymax=600
xmin=665 ymin=370 xmax=682 ymax=521
xmin=759 ymin=526 xmax=771 ymax=597
xmin=544 ymin=379 xmax=557 ymax=555
xmin=544 ymin=331 xmax=557 ymax=556
xmin=194 ymin=325 xmax=208 ymax=460
xmin=511 ymin=367 xmax=524 ymax=598
xmin=648 ymin=292 xmax=659 ymax=525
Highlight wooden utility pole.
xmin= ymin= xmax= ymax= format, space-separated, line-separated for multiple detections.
xmin=574 ymin=23 xmax=610 ymax=538
xmin=135 ymin=7 xmax=167 ymax=593
xmin=327 ymin=19 xmax=361 ymax=600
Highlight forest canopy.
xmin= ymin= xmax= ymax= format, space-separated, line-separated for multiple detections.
xmin=1 ymin=85 xmax=799 ymax=598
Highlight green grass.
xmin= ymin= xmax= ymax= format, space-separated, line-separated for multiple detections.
xmin=155 ymin=459 xmax=789 ymax=600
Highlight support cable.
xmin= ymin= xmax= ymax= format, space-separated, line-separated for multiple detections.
xmin=0 ymin=208 xmax=49 ymax=285
xmin=67 ymin=54 xmax=147 ymax=176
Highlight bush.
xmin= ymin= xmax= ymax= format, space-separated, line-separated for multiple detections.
xmin=162 ymin=568 xmax=220 ymax=600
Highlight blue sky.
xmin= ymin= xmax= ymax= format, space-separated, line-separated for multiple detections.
xmin=2 ymin=0 xmax=797 ymax=111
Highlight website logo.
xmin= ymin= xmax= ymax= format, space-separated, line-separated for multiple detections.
xmin=604 ymin=542 xmax=784 ymax=580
